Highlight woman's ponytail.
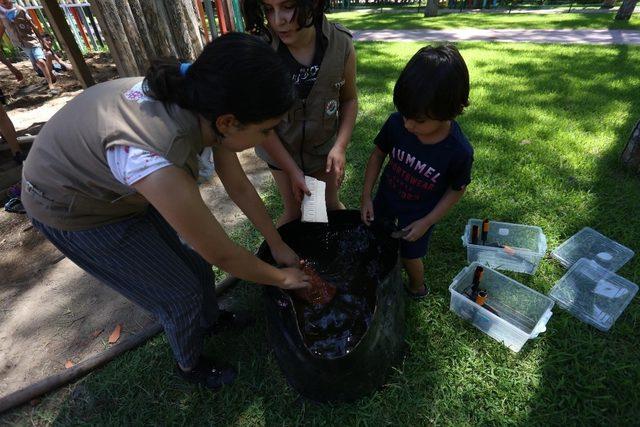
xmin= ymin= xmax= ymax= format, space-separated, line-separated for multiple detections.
xmin=143 ymin=58 xmax=191 ymax=108
xmin=142 ymin=33 xmax=294 ymax=126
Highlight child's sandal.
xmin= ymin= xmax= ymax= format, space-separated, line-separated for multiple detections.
xmin=404 ymin=282 xmax=429 ymax=300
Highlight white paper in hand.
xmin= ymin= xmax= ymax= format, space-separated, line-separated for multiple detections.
xmin=301 ymin=176 xmax=328 ymax=223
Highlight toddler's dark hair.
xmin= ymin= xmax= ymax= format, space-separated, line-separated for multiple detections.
xmin=143 ymin=32 xmax=294 ymax=128
xmin=394 ymin=44 xmax=470 ymax=121
xmin=243 ymin=0 xmax=327 ymax=42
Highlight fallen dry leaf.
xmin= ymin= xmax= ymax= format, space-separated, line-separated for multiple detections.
xmin=520 ymin=139 xmax=532 ymax=145
xmin=65 ymin=360 xmax=74 ymax=369
xmin=108 ymin=324 xmax=122 ymax=344
xmin=90 ymin=328 xmax=104 ymax=339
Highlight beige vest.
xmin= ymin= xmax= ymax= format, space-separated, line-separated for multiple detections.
xmin=256 ymin=17 xmax=353 ymax=174
xmin=22 ymin=77 xmax=203 ymax=231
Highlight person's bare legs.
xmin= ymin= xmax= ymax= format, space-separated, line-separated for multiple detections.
xmin=402 ymin=257 xmax=425 ymax=294
xmin=45 ymin=52 xmax=55 ymax=75
xmin=0 ymin=55 xmax=23 ymax=82
xmin=271 ymin=169 xmax=302 ymax=227
xmin=35 ymin=58 xmax=56 ymax=90
xmin=311 ymin=167 xmax=345 ymax=211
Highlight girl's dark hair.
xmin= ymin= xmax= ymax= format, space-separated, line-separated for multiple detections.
xmin=393 ymin=44 xmax=470 ymax=121
xmin=242 ymin=0 xmax=326 ymax=41
xmin=143 ymin=32 xmax=294 ymax=127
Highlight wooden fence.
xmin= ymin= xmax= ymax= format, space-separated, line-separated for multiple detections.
xmin=2 ymin=0 xmax=244 ymax=58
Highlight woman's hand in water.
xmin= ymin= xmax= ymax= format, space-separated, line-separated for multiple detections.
xmin=277 ymin=267 xmax=310 ymax=290
xmin=326 ymin=146 xmax=346 ymax=188
xmin=289 ymin=169 xmax=311 ymax=203
xmin=270 ymin=240 xmax=300 ymax=267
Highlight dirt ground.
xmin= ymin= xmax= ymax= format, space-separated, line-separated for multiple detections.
xmin=0 ymin=56 xmax=272 ymax=401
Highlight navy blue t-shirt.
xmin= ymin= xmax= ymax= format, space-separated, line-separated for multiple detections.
xmin=375 ymin=112 xmax=474 ymax=215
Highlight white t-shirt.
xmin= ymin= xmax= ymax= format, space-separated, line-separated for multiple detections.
xmin=106 ymin=80 xmax=215 ymax=187
xmin=106 ymin=145 xmax=215 ymax=186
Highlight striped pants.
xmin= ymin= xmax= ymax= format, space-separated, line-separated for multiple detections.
xmin=32 ymin=208 xmax=219 ymax=368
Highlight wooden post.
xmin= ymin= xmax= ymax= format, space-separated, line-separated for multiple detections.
xmin=215 ymin=0 xmax=231 ymax=33
xmin=40 ymin=0 xmax=94 ymax=87
xmin=144 ymin=1 xmax=179 ymax=58
xmin=203 ymin=0 xmax=219 ymax=39
xmin=161 ymin=0 xmax=204 ymax=60
xmin=89 ymin=0 xmax=137 ymax=76
xmin=195 ymin=0 xmax=210 ymax=41
xmin=128 ymin=0 xmax=158 ymax=58
xmin=224 ymin=0 xmax=237 ymax=31
xmin=116 ymin=1 xmax=149 ymax=73
xmin=88 ymin=0 xmax=206 ymax=76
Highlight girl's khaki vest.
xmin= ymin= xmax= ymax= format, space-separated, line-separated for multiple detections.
xmin=21 ymin=77 xmax=203 ymax=231
xmin=255 ymin=17 xmax=353 ymax=174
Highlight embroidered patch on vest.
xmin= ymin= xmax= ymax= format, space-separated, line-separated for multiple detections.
xmin=325 ymin=99 xmax=338 ymax=116
xmin=123 ymin=81 xmax=152 ymax=104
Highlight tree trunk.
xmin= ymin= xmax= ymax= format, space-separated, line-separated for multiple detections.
xmin=144 ymin=1 xmax=179 ymax=58
xmin=89 ymin=0 xmax=205 ymax=77
xmin=615 ymin=0 xmax=638 ymax=20
xmin=116 ymin=2 xmax=149 ymax=73
xmin=424 ymin=0 xmax=439 ymax=16
xmin=164 ymin=0 xmax=204 ymax=60
xmin=621 ymin=120 xmax=640 ymax=174
xmin=601 ymin=0 xmax=615 ymax=8
xmin=90 ymin=0 xmax=138 ymax=76
xmin=128 ymin=0 xmax=157 ymax=58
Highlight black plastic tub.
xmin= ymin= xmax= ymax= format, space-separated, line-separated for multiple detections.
xmin=257 ymin=210 xmax=406 ymax=402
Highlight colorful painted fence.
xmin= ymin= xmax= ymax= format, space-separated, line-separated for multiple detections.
xmin=2 ymin=0 xmax=243 ymax=57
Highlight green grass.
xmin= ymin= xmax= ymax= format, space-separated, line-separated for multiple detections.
xmin=330 ymin=10 xmax=640 ymax=30
xmin=4 ymin=42 xmax=640 ymax=425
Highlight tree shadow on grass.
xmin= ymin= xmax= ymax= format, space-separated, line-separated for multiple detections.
xmin=331 ymin=11 xmax=640 ymax=31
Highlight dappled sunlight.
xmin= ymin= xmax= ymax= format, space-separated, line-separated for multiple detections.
xmin=11 ymin=40 xmax=637 ymax=425
xmin=330 ymin=11 xmax=640 ymax=31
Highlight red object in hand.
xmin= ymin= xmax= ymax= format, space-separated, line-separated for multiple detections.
xmin=294 ymin=261 xmax=337 ymax=305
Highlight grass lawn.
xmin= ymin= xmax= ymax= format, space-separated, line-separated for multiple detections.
xmin=4 ymin=41 xmax=640 ymax=425
xmin=329 ymin=10 xmax=640 ymax=30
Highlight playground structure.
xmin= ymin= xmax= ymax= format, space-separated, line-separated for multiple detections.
xmin=1 ymin=1 xmax=243 ymax=83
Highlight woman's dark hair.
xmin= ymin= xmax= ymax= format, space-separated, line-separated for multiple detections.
xmin=243 ymin=0 xmax=326 ymax=41
xmin=393 ymin=44 xmax=470 ymax=121
xmin=143 ymin=32 xmax=294 ymax=128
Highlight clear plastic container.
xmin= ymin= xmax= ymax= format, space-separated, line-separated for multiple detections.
xmin=549 ymin=258 xmax=638 ymax=332
xmin=449 ymin=262 xmax=555 ymax=352
xmin=461 ymin=219 xmax=547 ymax=274
xmin=551 ymin=227 xmax=634 ymax=272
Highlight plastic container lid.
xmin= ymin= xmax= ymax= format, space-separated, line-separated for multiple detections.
xmin=551 ymin=227 xmax=634 ymax=271
xmin=549 ymin=258 xmax=638 ymax=331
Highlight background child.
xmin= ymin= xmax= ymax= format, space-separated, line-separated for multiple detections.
xmin=360 ymin=45 xmax=474 ymax=299
xmin=42 ymin=33 xmax=72 ymax=73
xmin=0 ymin=0 xmax=56 ymax=92
xmin=243 ymin=0 xmax=358 ymax=226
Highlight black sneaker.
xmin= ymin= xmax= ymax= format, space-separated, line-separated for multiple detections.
xmin=206 ymin=310 xmax=255 ymax=336
xmin=4 ymin=197 xmax=25 ymax=214
xmin=175 ymin=356 xmax=237 ymax=390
